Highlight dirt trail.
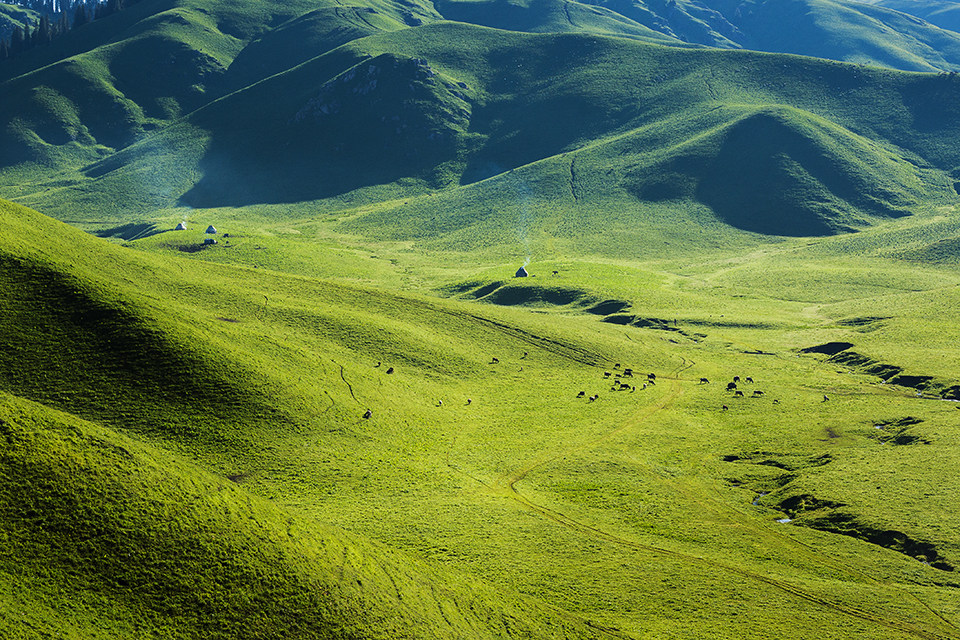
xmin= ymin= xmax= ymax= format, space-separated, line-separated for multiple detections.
xmin=452 ymin=357 xmax=960 ymax=640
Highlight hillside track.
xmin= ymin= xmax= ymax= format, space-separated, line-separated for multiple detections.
xmin=472 ymin=357 xmax=960 ymax=640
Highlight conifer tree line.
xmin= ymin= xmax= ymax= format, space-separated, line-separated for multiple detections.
xmin=0 ymin=0 xmax=140 ymax=61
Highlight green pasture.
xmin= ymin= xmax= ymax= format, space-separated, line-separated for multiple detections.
xmin=4 ymin=0 xmax=960 ymax=636
xmin=4 ymin=195 xmax=960 ymax=638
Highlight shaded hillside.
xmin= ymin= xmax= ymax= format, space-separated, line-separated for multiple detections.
xmin=0 ymin=3 xmax=37 ymax=41
xmin=432 ymin=0 xmax=683 ymax=43
xmin=1 ymin=0 xmax=960 ymax=248
xmin=627 ymin=106 xmax=924 ymax=236
xmin=868 ymin=0 xmax=960 ymax=34
xmin=0 ymin=392 xmax=619 ymax=640
xmin=0 ymin=198 xmax=634 ymax=639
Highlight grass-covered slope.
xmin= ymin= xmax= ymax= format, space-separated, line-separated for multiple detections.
xmin=19 ymin=22 xmax=955 ymax=245
xmin=432 ymin=0 xmax=683 ymax=43
xmin=0 ymin=199 xmax=639 ymax=639
xmin=0 ymin=3 xmax=36 ymax=41
xmin=869 ymin=0 xmax=960 ymax=34
xmin=3 ymin=0 xmax=960 ymax=247
xmin=7 ymin=198 xmax=960 ymax=638
xmin=0 ymin=391 xmax=622 ymax=640
xmin=706 ymin=0 xmax=960 ymax=71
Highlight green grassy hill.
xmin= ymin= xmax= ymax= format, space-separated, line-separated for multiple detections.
xmin=0 ymin=198 xmax=636 ymax=639
xmin=5 ymin=1 xmax=960 ymax=636
xmin=4 ymin=20 xmax=960 ymax=247
xmin=869 ymin=0 xmax=960 ymax=34
xmin=6 ymin=195 xmax=960 ymax=638
xmin=0 ymin=3 xmax=36 ymax=42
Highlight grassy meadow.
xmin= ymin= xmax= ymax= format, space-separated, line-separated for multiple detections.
xmin=5 ymin=188 xmax=960 ymax=638
xmin=4 ymin=0 xmax=960 ymax=637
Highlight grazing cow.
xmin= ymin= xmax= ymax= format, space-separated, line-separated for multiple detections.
xmin=522 ymin=351 xmax=528 ymax=359
xmin=553 ymin=270 xmax=559 ymax=275
xmin=363 ymin=409 xmax=372 ymax=419
xmin=648 ymin=373 xmax=656 ymax=380
xmin=727 ymin=382 xmax=738 ymax=391
xmin=491 ymin=357 xmax=499 ymax=364
xmin=722 ymin=405 xmax=728 ymax=411
xmin=773 ymin=399 xmax=780 ymax=405
xmin=386 ymin=367 xmax=394 ymax=374
xmin=589 ymin=395 xmax=597 ymax=402
xmin=746 ymin=377 xmax=754 ymax=383
xmin=631 ymin=386 xmax=636 ymax=392
xmin=619 ymin=383 xmax=631 ymax=390
xmin=577 ymin=391 xmax=586 ymax=398
xmin=735 ymin=390 xmax=744 ymax=397
xmin=467 ymin=398 xmax=472 ymax=405
xmin=647 ymin=379 xmax=655 ymax=386
xmin=437 ymin=400 xmax=443 ymax=407
xmin=733 ymin=376 xmax=740 ymax=383
xmin=614 ymin=363 xmax=620 ymax=369
xmin=700 ymin=378 xmax=710 ymax=384
xmin=753 ymin=390 xmax=764 ymax=396
xmin=823 ymin=395 xmax=829 ymax=402
xmin=623 ymin=369 xmax=633 ymax=377
xmin=604 ymin=372 xmax=611 ymax=378
xmin=642 ymin=383 xmax=647 ymax=390
xmin=375 ymin=361 xmax=382 ymax=367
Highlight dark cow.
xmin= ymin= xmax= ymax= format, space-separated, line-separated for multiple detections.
xmin=722 ymin=405 xmax=728 ymax=411
xmin=623 ymin=369 xmax=633 ymax=377
xmin=753 ymin=390 xmax=764 ymax=396
xmin=577 ymin=391 xmax=586 ymax=398
xmin=733 ymin=376 xmax=740 ymax=383
xmin=491 ymin=357 xmax=499 ymax=364
xmin=386 ymin=367 xmax=394 ymax=374
xmin=363 ymin=409 xmax=372 ymax=419
xmin=746 ymin=377 xmax=754 ymax=383
xmin=604 ymin=372 xmax=611 ymax=378
xmin=727 ymin=382 xmax=738 ymax=391
xmin=648 ymin=373 xmax=657 ymax=380
xmin=735 ymin=390 xmax=744 ymax=397
xmin=700 ymin=378 xmax=710 ymax=384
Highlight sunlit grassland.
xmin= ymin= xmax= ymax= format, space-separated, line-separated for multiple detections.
xmin=6 ymin=195 xmax=960 ymax=637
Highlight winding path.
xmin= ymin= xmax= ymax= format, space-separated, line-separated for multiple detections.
xmin=447 ymin=356 xmax=960 ymax=640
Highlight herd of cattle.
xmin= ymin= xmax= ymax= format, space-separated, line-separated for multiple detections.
xmin=362 ymin=355 xmax=782 ymax=419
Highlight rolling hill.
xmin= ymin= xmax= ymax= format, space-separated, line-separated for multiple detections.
xmin=2 ymin=11 xmax=960 ymax=248
xmin=5 ymin=0 xmax=960 ymax=637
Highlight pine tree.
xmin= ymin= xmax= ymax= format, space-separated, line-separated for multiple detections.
xmin=57 ymin=10 xmax=70 ymax=37
xmin=10 ymin=25 xmax=25 ymax=55
xmin=0 ymin=38 xmax=9 ymax=62
xmin=73 ymin=2 xmax=89 ymax=28
xmin=105 ymin=0 xmax=124 ymax=16
xmin=37 ymin=15 xmax=52 ymax=46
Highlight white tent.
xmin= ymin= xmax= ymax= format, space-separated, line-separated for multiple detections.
xmin=175 ymin=222 xmax=187 ymax=230
xmin=205 ymin=225 xmax=217 ymax=234
xmin=515 ymin=266 xmax=528 ymax=278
